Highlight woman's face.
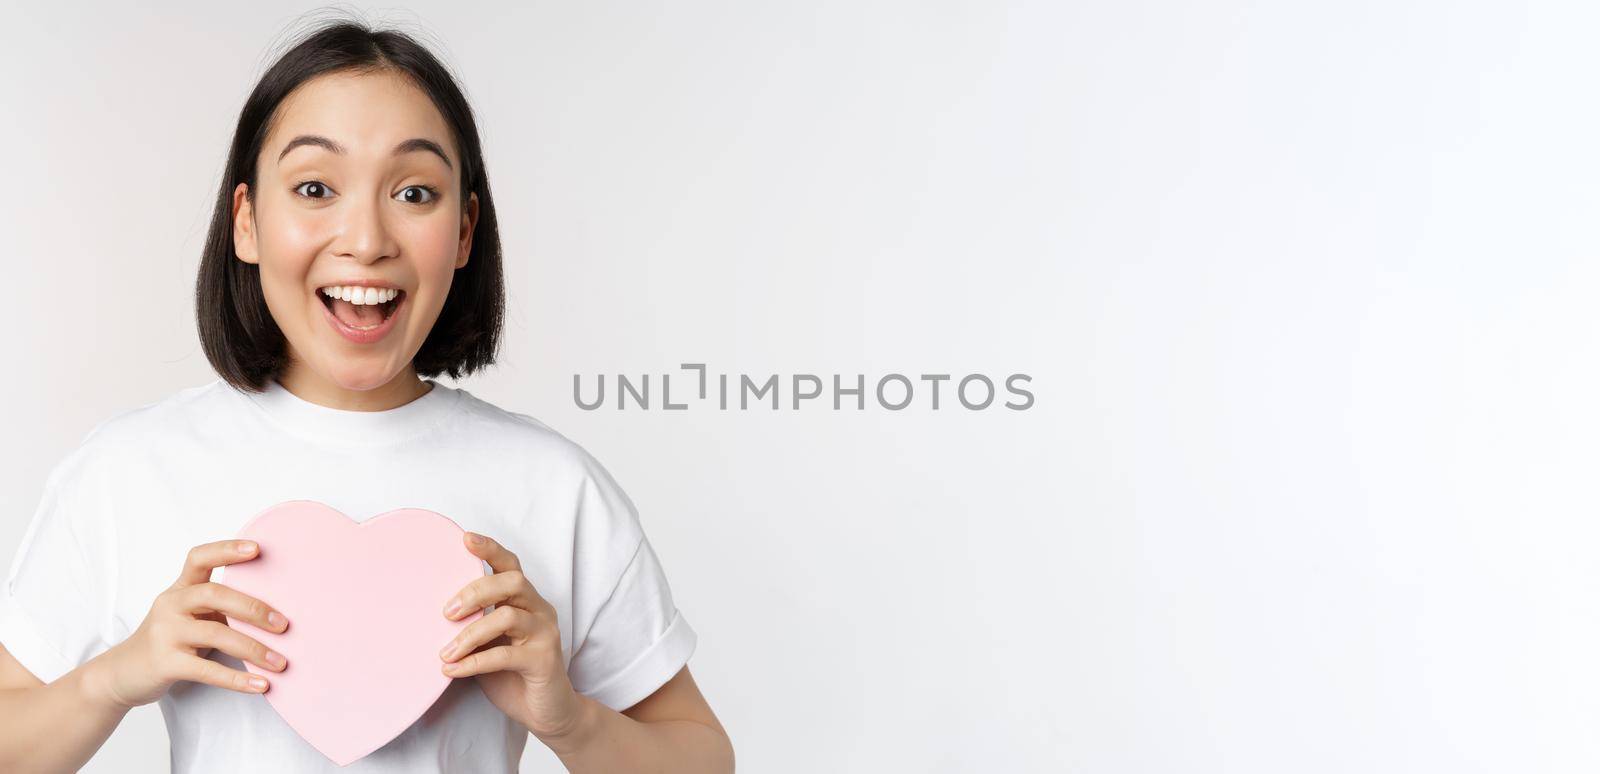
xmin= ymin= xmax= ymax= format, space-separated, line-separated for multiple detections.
xmin=232 ymin=69 xmax=477 ymax=398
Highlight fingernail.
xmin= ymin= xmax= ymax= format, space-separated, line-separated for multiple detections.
xmin=440 ymin=642 xmax=456 ymax=660
xmin=265 ymin=650 xmax=286 ymax=669
xmin=444 ymin=598 xmax=461 ymax=618
xmin=268 ymin=611 xmax=287 ymax=630
xmin=249 ymin=676 xmax=268 ymax=691
xmin=237 ymin=542 xmax=257 ymax=555
xmin=467 ymin=532 xmax=484 ymax=545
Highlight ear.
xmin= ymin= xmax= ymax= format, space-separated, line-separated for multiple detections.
xmin=232 ymin=182 xmax=259 ymax=264
xmin=456 ymin=191 xmax=478 ymax=269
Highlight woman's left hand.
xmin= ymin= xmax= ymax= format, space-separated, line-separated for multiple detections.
xmin=439 ymin=531 xmax=588 ymax=745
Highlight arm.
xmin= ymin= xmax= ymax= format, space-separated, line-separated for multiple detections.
xmin=547 ymin=666 xmax=734 ymax=774
xmin=0 ymin=540 xmax=291 ymax=773
xmin=0 ymin=643 xmax=129 ymax=774
xmin=440 ymin=532 xmax=733 ymax=773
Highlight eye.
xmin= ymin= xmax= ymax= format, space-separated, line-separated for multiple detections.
xmin=397 ymin=185 xmax=439 ymax=205
xmin=292 ymin=180 xmax=333 ymax=199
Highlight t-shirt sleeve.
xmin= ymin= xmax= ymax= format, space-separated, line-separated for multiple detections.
xmin=563 ymin=451 xmax=697 ymax=713
xmin=0 ymin=444 xmax=119 ymax=685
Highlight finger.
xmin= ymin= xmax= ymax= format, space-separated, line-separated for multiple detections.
xmin=441 ymin=642 xmax=522 ymax=678
xmin=186 ymin=620 xmax=288 ymax=673
xmin=440 ymin=605 xmax=535 ymax=663
xmin=177 ymin=654 xmax=270 ymax=694
xmin=175 ymin=540 xmax=262 ymax=588
xmin=463 ymin=532 xmax=521 ymax=573
xmin=444 ymin=569 xmax=541 ymax=621
xmin=179 ymin=582 xmax=289 ymax=634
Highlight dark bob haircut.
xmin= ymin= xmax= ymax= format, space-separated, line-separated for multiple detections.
xmin=196 ymin=18 xmax=503 ymax=393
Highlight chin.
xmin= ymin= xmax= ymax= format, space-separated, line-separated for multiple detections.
xmin=318 ymin=360 xmax=408 ymax=393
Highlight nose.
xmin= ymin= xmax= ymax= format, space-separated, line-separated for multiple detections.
xmin=330 ymin=189 xmax=400 ymax=263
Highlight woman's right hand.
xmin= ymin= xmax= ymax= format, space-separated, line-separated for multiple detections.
xmin=87 ymin=539 xmax=290 ymax=709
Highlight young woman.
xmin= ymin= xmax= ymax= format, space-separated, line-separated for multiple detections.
xmin=0 ymin=19 xmax=732 ymax=774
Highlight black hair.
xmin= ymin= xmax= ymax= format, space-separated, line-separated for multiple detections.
xmin=196 ymin=16 xmax=503 ymax=392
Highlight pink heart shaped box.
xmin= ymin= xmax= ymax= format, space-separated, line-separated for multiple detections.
xmin=219 ymin=500 xmax=487 ymax=766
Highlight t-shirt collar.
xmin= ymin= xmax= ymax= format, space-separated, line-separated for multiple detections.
xmin=243 ymin=376 xmax=463 ymax=447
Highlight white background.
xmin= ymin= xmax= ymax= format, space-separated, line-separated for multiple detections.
xmin=3 ymin=1 xmax=1596 ymax=771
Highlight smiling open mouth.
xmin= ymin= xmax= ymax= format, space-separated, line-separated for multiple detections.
xmin=319 ymin=286 xmax=405 ymax=331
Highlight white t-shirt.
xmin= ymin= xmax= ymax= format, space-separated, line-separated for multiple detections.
xmin=0 ymin=377 xmax=697 ymax=773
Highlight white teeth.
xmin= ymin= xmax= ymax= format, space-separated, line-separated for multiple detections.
xmin=319 ymin=286 xmax=399 ymax=306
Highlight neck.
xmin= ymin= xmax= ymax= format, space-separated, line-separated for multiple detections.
xmin=275 ymin=364 xmax=431 ymax=412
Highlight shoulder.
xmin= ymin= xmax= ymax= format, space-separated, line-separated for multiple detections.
xmin=82 ymin=379 xmax=221 ymax=438
xmin=449 ymin=386 xmax=624 ymax=488
xmin=449 ymin=388 xmax=646 ymax=538
xmin=45 ymin=380 xmax=226 ymax=487
xmin=450 ymin=392 xmax=651 ymax=566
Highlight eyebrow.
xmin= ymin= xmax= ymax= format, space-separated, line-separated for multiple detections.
xmin=276 ymin=134 xmax=453 ymax=170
